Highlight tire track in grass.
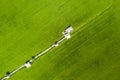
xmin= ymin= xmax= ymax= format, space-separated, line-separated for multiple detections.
xmin=0 ymin=2 xmax=112 ymax=80
xmin=52 ymin=4 xmax=113 ymax=64
xmin=73 ymin=4 xmax=113 ymax=37
xmin=61 ymin=6 xmax=114 ymax=80
xmin=29 ymin=4 xmax=113 ymax=80
xmin=52 ymin=4 xmax=113 ymax=80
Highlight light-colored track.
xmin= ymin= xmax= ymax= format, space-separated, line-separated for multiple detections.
xmin=1 ymin=27 xmax=73 ymax=80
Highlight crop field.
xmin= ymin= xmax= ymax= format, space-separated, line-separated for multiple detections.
xmin=0 ymin=0 xmax=120 ymax=80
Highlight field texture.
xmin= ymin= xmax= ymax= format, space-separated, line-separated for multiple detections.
xmin=0 ymin=0 xmax=120 ymax=80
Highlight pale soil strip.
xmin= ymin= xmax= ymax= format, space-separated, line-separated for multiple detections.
xmin=1 ymin=65 xmax=25 ymax=80
xmin=34 ymin=37 xmax=66 ymax=60
xmin=9 ymin=65 xmax=25 ymax=76
xmin=1 ymin=37 xmax=66 ymax=80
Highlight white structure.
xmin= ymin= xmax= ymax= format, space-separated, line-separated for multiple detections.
xmin=1 ymin=25 xmax=74 ymax=80
xmin=24 ymin=61 xmax=31 ymax=68
xmin=62 ymin=26 xmax=73 ymax=39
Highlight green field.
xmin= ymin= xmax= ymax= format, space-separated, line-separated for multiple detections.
xmin=0 ymin=0 xmax=120 ymax=80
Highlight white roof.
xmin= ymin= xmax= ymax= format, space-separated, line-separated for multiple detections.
xmin=25 ymin=62 xmax=31 ymax=68
xmin=62 ymin=26 xmax=73 ymax=39
xmin=65 ymin=26 xmax=73 ymax=33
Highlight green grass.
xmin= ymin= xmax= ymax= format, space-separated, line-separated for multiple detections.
xmin=0 ymin=0 xmax=120 ymax=80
